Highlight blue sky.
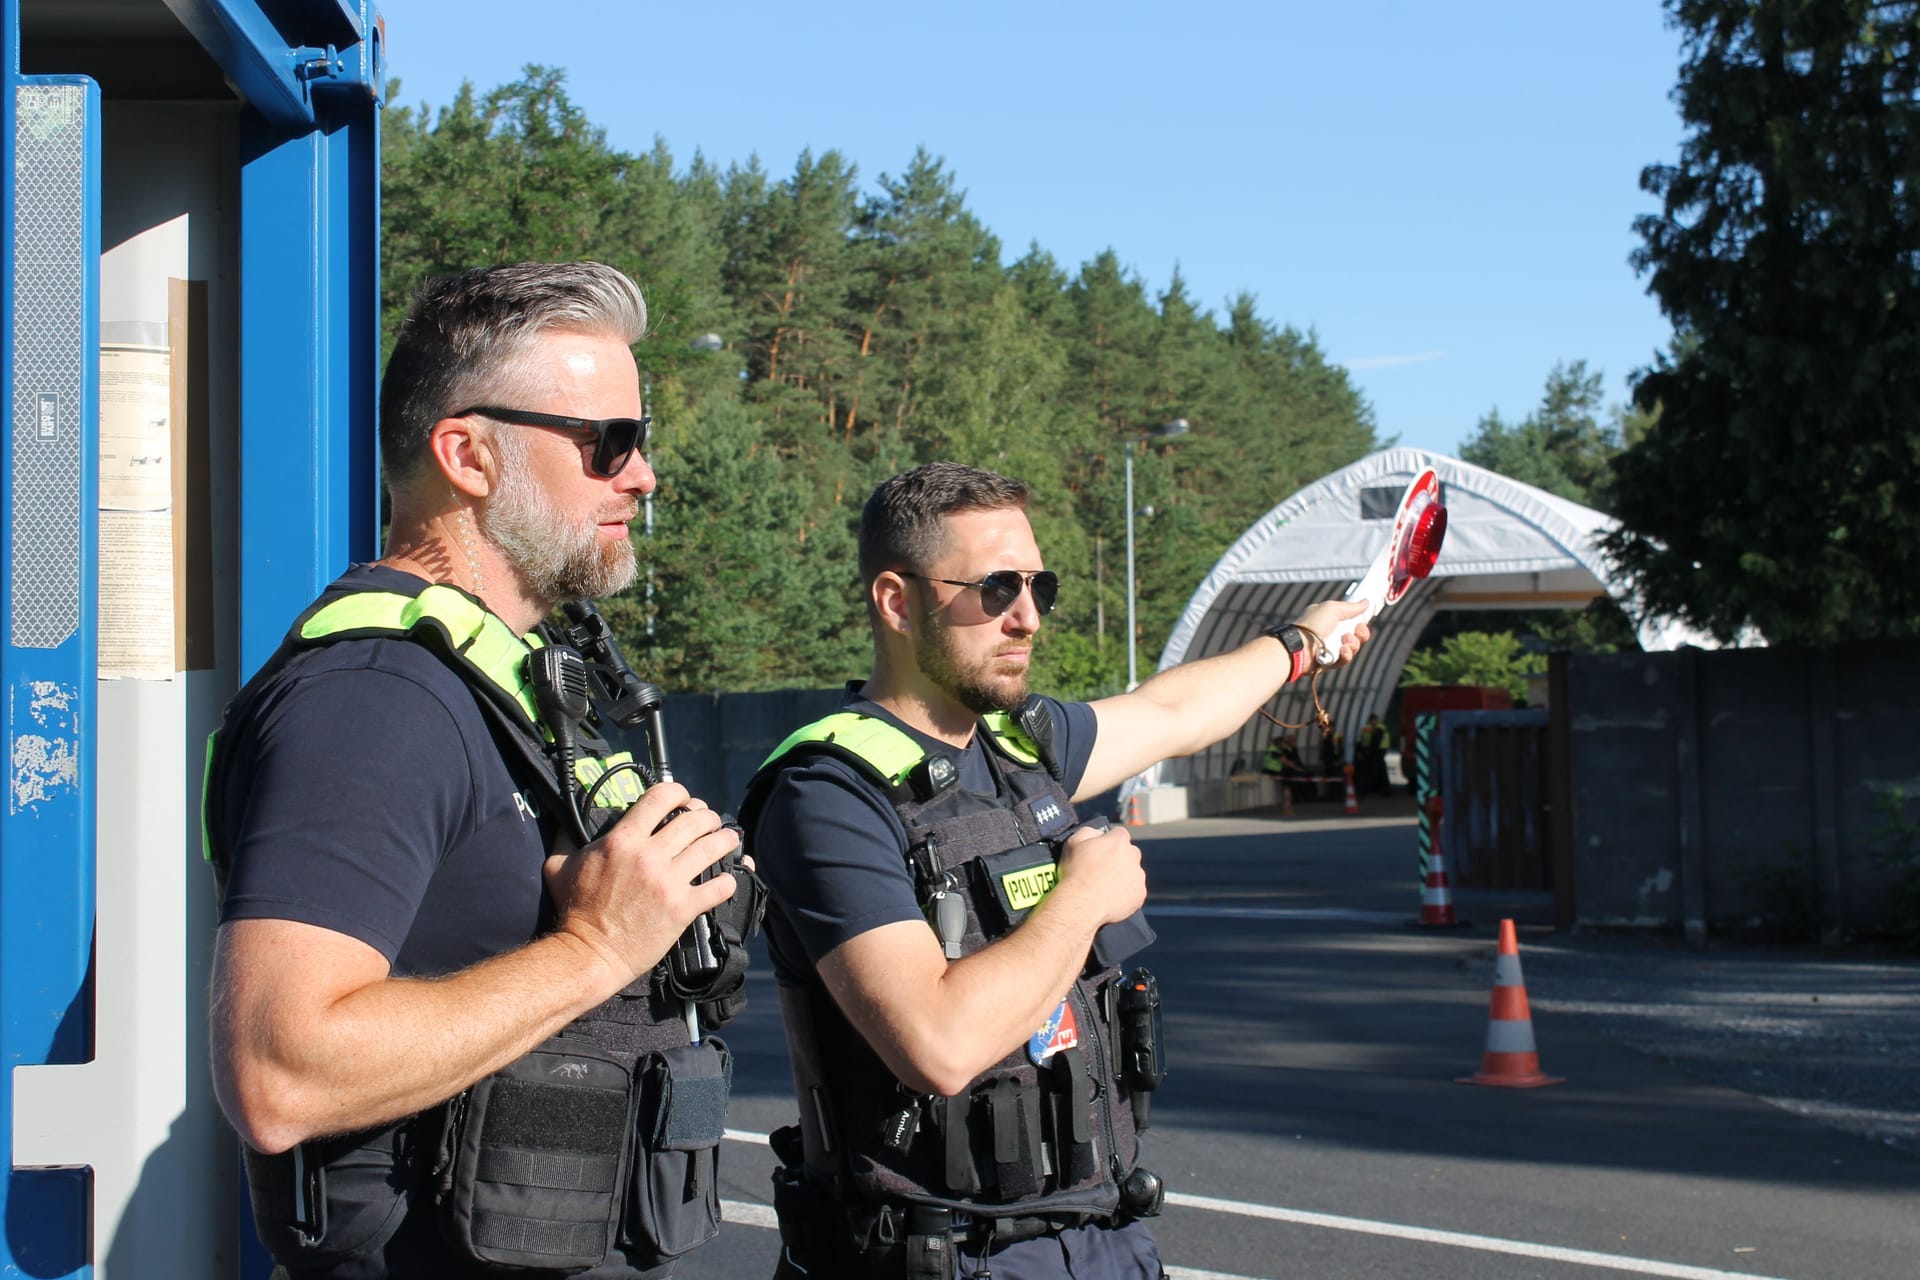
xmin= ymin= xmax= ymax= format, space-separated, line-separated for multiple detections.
xmin=373 ymin=1 xmax=1688 ymax=458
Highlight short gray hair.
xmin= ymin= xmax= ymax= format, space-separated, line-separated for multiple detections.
xmin=379 ymin=261 xmax=647 ymax=489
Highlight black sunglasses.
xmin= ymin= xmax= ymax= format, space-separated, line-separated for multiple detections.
xmin=902 ymin=569 xmax=1059 ymax=617
xmin=460 ymin=406 xmax=651 ymax=478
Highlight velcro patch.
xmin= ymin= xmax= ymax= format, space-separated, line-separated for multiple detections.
xmin=999 ymin=861 xmax=1059 ymax=912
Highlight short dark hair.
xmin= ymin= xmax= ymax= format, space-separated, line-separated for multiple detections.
xmin=379 ymin=261 xmax=647 ymax=491
xmin=858 ymin=462 xmax=1030 ymax=584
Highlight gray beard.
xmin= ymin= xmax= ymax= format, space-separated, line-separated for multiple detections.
xmin=480 ymin=465 xmax=637 ymax=605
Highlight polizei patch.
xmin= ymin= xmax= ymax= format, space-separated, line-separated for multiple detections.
xmin=973 ymin=843 xmax=1061 ymax=935
xmin=999 ymin=861 xmax=1059 ymax=912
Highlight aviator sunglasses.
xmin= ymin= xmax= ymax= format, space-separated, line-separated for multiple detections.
xmin=902 ymin=569 xmax=1059 ymax=617
xmin=460 ymin=406 xmax=651 ymax=478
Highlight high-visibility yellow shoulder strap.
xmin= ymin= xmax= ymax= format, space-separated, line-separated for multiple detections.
xmin=761 ymin=712 xmax=926 ymax=786
xmin=980 ymin=710 xmax=1041 ymax=765
xmin=297 ymin=585 xmax=537 ymax=723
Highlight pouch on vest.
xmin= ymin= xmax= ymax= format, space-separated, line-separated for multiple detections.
xmin=982 ymin=1077 xmax=1045 ymax=1200
xmin=434 ymin=1034 xmax=635 ymax=1273
xmin=1091 ymin=908 xmax=1157 ymax=971
xmin=1046 ymin=1047 xmax=1098 ymax=1187
xmin=621 ymin=1036 xmax=731 ymax=1262
xmin=241 ymin=1125 xmax=411 ymax=1269
xmin=969 ymin=843 xmax=1058 ymax=937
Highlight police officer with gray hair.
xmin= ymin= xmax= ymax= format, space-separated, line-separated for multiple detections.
xmin=206 ymin=261 xmax=750 ymax=1278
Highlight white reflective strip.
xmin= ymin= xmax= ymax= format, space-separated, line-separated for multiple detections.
xmin=1492 ymin=953 xmax=1525 ymax=985
xmin=1484 ymin=1020 xmax=1539 ymax=1053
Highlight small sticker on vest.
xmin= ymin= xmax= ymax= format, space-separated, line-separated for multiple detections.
xmin=1027 ymin=999 xmax=1079 ymax=1065
xmin=1000 ymin=861 xmax=1058 ymax=912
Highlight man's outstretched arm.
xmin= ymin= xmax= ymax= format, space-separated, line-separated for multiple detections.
xmin=1076 ymin=597 xmax=1370 ymax=802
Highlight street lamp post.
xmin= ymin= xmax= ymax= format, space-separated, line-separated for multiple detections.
xmin=1124 ymin=418 xmax=1191 ymax=689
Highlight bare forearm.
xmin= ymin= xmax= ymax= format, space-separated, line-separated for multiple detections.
xmin=1127 ymin=636 xmax=1292 ymax=758
xmin=1078 ymin=636 xmax=1292 ymax=796
xmin=828 ymin=886 xmax=1105 ymax=1096
xmin=1080 ymin=599 xmax=1374 ymax=800
xmin=930 ymin=887 xmax=1104 ymax=1075
xmin=214 ymin=929 xmax=625 ymax=1152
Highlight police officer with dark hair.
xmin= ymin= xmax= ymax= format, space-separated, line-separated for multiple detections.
xmin=744 ymin=461 xmax=1371 ymax=1278
xmin=206 ymin=261 xmax=748 ymax=1278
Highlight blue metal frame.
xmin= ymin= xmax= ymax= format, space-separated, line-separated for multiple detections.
xmin=228 ymin=0 xmax=383 ymax=677
xmin=1 ymin=0 xmax=100 ymax=1265
xmin=0 ymin=0 xmax=381 ymax=1272
xmin=163 ymin=0 xmax=383 ymax=131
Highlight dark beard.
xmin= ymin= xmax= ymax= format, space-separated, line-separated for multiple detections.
xmin=914 ymin=608 xmax=1028 ymax=715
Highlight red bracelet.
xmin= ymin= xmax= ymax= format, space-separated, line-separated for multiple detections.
xmin=1289 ymin=643 xmax=1313 ymax=683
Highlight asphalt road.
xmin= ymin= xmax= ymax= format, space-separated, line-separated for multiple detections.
xmin=679 ymin=808 xmax=1920 ymax=1280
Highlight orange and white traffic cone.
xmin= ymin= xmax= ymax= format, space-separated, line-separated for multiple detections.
xmin=1416 ymin=795 xmax=1465 ymax=927
xmin=1123 ymin=792 xmax=1144 ymax=827
xmin=1457 ymin=918 xmax=1564 ymax=1088
xmin=1342 ymin=763 xmax=1359 ymax=816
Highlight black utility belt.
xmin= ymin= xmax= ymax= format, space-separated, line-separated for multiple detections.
xmin=242 ymin=1033 xmax=733 ymax=1274
xmin=769 ymin=1161 xmax=1137 ymax=1280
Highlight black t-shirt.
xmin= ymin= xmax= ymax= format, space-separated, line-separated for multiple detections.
xmin=750 ymin=693 xmax=1096 ymax=986
xmin=215 ymin=566 xmax=555 ymax=972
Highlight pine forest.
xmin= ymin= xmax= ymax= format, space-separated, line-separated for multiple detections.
xmin=381 ymin=69 xmax=1383 ymax=696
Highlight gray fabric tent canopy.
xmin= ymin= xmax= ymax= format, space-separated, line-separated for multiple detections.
xmin=1120 ymin=447 xmax=1711 ymax=802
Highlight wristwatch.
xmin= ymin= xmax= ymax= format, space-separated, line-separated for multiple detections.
xmin=1263 ymin=622 xmax=1312 ymax=682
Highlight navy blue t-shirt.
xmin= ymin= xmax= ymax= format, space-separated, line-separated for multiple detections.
xmin=751 ymin=693 xmax=1096 ymax=986
xmin=751 ymin=695 xmax=1168 ymax=1277
xmin=215 ymin=565 xmax=554 ymax=976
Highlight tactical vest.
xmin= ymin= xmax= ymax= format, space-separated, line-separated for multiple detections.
xmin=205 ymin=578 xmax=726 ymax=1276
xmin=741 ymin=700 xmax=1150 ymax=1231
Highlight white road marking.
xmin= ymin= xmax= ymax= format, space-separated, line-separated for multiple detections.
xmin=1165 ymin=1190 xmax=1791 ymax=1280
xmin=720 ymin=1132 xmax=1788 ymax=1280
xmin=721 ymin=1198 xmax=778 ymax=1229
xmin=1147 ymin=905 xmax=1407 ymax=923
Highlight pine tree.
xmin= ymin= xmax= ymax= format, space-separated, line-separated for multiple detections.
xmin=1609 ymin=0 xmax=1920 ymax=643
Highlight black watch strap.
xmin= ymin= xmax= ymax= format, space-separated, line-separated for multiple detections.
xmin=1264 ymin=622 xmax=1304 ymax=655
xmin=1264 ymin=622 xmax=1311 ymax=681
